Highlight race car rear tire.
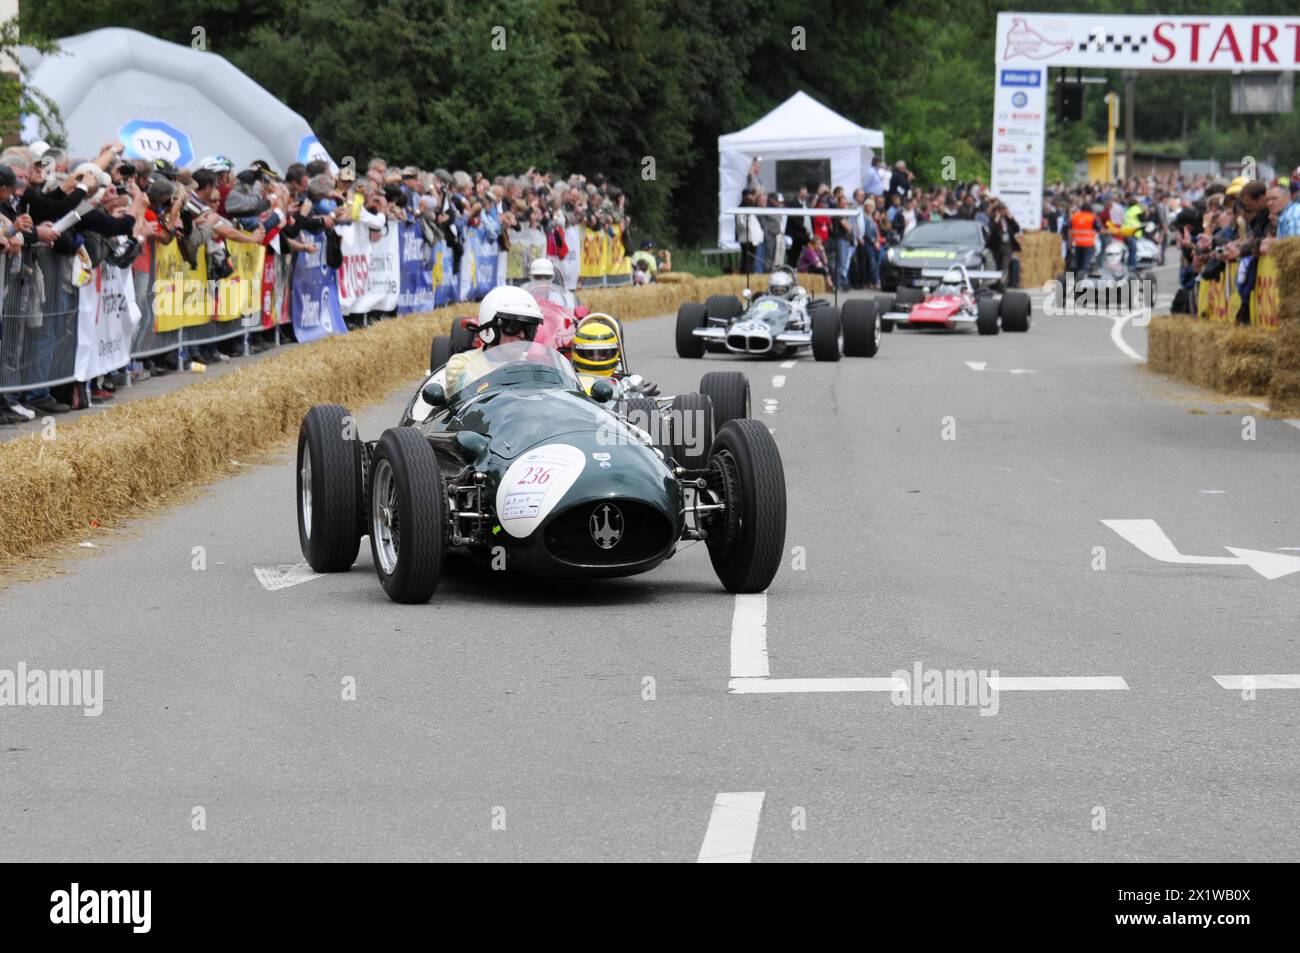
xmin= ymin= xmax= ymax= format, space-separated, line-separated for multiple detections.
xmin=706 ymin=419 xmax=787 ymax=594
xmin=842 ymin=298 xmax=881 ymax=357
xmin=369 ymin=428 xmax=446 ymax=604
xmin=976 ymin=298 xmax=1001 ymax=335
xmin=705 ymin=294 xmax=742 ymax=321
xmin=667 ymin=392 xmax=714 ymax=470
xmin=297 ymin=404 xmax=363 ymax=573
xmin=429 ymin=334 xmax=451 ymax=373
xmin=699 ymin=371 xmax=750 ymax=428
xmin=449 ymin=318 xmax=476 ymax=354
xmin=893 ymin=286 xmax=925 ymax=307
xmin=1000 ymin=291 xmax=1032 ymax=333
xmin=676 ymin=302 xmax=707 ymax=359
xmin=811 ymin=306 xmax=843 ymax=361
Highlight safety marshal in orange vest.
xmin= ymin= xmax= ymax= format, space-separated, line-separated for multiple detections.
xmin=1069 ymin=207 xmax=1099 ymax=275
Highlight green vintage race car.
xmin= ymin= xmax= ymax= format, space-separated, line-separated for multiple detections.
xmin=296 ymin=342 xmax=786 ymax=603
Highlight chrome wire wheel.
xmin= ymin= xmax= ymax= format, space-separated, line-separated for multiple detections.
xmin=371 ymin=458 xmax=400 ymax=575
xmin=299 ymin=452 xmax=313 ymax=539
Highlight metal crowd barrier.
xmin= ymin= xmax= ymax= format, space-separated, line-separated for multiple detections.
xmin=0 ymin=247 xmax=81 ymax=394
xmin=1 ymin=244 xmax=298 ymax=393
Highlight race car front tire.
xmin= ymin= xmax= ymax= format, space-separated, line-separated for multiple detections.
xmin=369 ymin=428 xmax=446 ymax=604
xmin=706 ymin=419 xmax=787 ymax=594
xmin=811 ymin=306 xmax=843 ymax=361
xmin=430 ymin=334 xmax=452 ymax=373
xmin=1000 ymin=291 xmax=1032 ymax=332
xmin=618 ymin=396 xmax=665 ymax=455
xmin=676 ymin=302 xmax=707 ymax=359
xmin=842 ymin=298 xmax=881 ymax=357
xmin=297 ymin=404 xmax=363 ymax=573
xmin=667 ymin=392 xmax=714 ymax=470
xmin=976 ymin=298 xmax=1001 ymax=335
xmin=893 ymin=286 xmax=925 ymax=307
xmin=699 ymin=371 xmax=750 ymax=428
xmin=705 ymin=294 xmax=742 ymax=321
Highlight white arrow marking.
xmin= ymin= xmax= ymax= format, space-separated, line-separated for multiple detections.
xmin=254 ymin=562 xmax=324 ymax=591
xmin=698 ymin=792 xmax=765 ymax=863
xmin=772 ymin=375 xmax=786 ymax=389
xmin=1102 ymin=519 xmax=1300 ymax=580
xmin=1214 ymin=675 xmax=1300 ymax=690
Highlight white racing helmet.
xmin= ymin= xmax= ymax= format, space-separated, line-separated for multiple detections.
xmin=529 ymin=258 xmax=556 ymax=281
xmin=768 ymin=270 xmax=794 ymax=296
xmin=476 ymin=285 xmax=544 ymax=346
xmin=1102 ymin=242 xmax=1125 ymax=264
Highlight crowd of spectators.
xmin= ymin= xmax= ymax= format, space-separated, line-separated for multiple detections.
xmin=1044 ymin=166 xmax=1299 ymax=321
xmin=735 ymin=154 xmax=1023 ymax=290
xmin=0 ymin=142 xmax=645 ymax=426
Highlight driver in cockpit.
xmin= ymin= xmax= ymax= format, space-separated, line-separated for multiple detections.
xmin=767 ymin=270 xmax=796 ymax=298
xmin=445 ymin=286 xmax=545 ymax=395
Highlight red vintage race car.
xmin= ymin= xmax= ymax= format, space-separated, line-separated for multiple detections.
xmin=431 ymin=276 xmax=585 ymax=370
xmin=881 ymin=266 xmax=1031 ymax=335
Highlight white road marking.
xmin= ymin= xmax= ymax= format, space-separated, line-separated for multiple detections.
xmin=731 ymin=677 xmax=905 ymax=694
xmin=729 ymin=593 xmax=769 ymax=678
xmin=965 ymin=361 xmax=1036 ymax=374
xmin=1198 ymin=490 xmax=1227 ymax=494
xmin=985 ymin=676 xmax=1129 ymax=691
xmin=1213 ymin=675 xmax=1300 ymax=690
xmin=762 ymin=399 xmax=779 ymax=415
xmin=1246 ymin=401 xmax=1270 ymax=411
xmin=1108 ymin=310 xmax=1145 ymax=362
xmin=779 ymin=360 xmax=796 ymax=369
xmin=1287 ymin=420 xmax=1300 ymax=432
xmin=254 ymin=562 xmax=324 ymax=591
xmin=1102 ymin=518 xmax=1300 ymax=580
xmin=697 ymin=792 xmax=765 ymax=863
xmin=772 ymin=375 xmax=786 ymax=389
xmin=728 ymin=596 xmax=1125 ymax=694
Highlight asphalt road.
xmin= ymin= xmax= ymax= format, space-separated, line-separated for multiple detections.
xmin=4 ymin=265 xmax=1300 ymax=862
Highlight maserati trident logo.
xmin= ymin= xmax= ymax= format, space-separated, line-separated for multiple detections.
xmin=590 ymin=503 xmax=623 ymax=550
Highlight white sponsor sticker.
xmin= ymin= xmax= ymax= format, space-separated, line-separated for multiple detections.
xmin=496 ymin=443 xmax=587 ymax=538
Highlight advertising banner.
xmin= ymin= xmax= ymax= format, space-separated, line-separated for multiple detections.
xmin=397 ymin=223 xmax=436 ymax=315
xmin=152 ymin=240 xmax=210 ymax=332
xmin=76 ymin=263 xmax=141 ymax=381
xmin=213 ymin=242 xmax=265 ymax=323
xmin=291 ymin=245 xmax=345 ymax=342
xmin=989 ymin=61 xmax=1046 ymax=232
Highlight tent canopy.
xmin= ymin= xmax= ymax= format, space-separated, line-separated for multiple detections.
xmin=717 ymin=91 xmax=884 ymax=249
xmin=19 ymin=28 xmax=331 ymax=173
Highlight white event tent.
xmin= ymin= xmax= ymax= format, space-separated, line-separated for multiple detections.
xmin=717 ymin=91 xmax=884 ymax=249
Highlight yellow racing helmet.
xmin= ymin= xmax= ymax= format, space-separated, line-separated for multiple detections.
xmin=572 ymin=316 xmax=621 ymax=376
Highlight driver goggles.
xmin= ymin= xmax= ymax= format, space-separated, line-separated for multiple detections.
xmin=498 ymin=317 xmax=539 ymax=340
